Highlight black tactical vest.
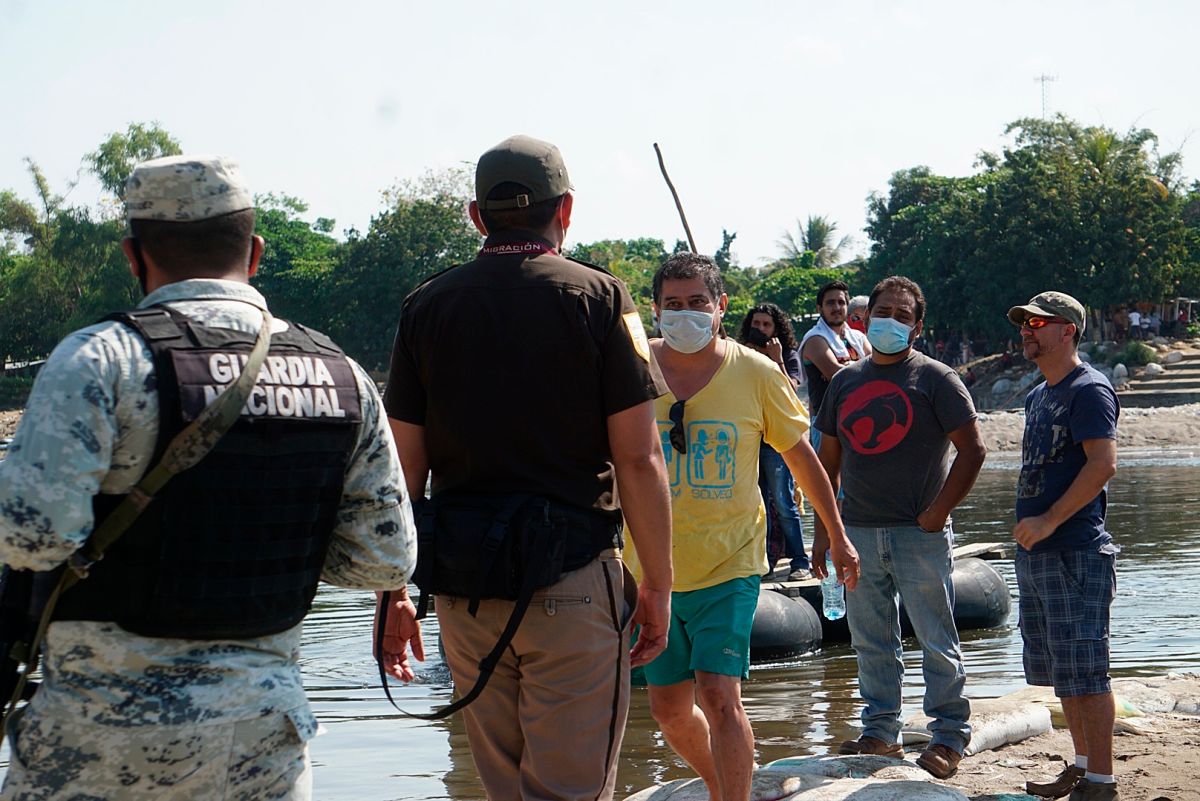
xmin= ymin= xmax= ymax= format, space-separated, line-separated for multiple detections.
xmin=53 ymin=306 xmax=363 ymax=639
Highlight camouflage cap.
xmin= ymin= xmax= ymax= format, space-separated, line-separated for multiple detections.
xmin=125 ymin=155 xmax=253 ymax=222
xmin=475 ymin=135 xmax=571 ymax=210
xmin=1007 ymin=291 xmax=1086 ymax=333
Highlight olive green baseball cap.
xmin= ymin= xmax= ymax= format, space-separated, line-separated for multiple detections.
xmin=475 ymin=135 xmax=571 ymax=210
xmin=1007 ymin=291 xmax=1086 ymax=333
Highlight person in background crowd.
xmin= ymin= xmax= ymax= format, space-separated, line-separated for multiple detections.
xmin=739 ymin=303 xmax=810 ymax=580
xmin=1126 ymin=307 xmax=1141 ymax=340
xmin=1111 ymin=307 xmax=1129 ymax=343
xmin=847 ymin=295 xmax=870 ymax=334
xmin=1008 ymin=292 xmax=1121 ymax=801
xmin=800 ymin=281 xmax=871 ymax=442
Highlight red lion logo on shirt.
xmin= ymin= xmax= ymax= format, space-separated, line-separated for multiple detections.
xmin=838 ymin=380 xmax=913 ymax=454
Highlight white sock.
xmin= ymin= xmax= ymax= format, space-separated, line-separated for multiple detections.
xmin=1074 ymin=755 xmax=1088 ymax=770
xmin=1084 ymin=771 xmax=1115 ymax=784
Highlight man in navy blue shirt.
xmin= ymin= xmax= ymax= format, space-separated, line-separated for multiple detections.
xmin=1009 ymin=291 xmax=1120 ymax=801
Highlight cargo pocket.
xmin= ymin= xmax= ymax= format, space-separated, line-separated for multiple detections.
xmin=1046 ymin=551 xmax=1106 ymax=642
xmin=285 ymin=705 xmax=322 ymax=744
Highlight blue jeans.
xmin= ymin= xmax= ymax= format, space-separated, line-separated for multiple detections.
xmin=758 ymin=445 xmax=809 ymax=571
xmin=844 ymin=524 xmax=970 ymax=753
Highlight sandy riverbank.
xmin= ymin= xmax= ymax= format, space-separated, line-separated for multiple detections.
xmin=941 ymin=674 xmax=1200 ymax=801
xmin=8 ymin=405 xmax=1200 ymax=456
xmin=977 ymin=404 xmax=1200 ymax=455
xmin=627 ymin=674 xmax=1200 ymax=801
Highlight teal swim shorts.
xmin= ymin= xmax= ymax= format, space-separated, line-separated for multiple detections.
xmin=643 ymin=575 xmax=760 ymax=686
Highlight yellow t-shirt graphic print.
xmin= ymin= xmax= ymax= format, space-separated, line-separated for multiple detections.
xmin=627 ymin=342 xmax=810 ymax=592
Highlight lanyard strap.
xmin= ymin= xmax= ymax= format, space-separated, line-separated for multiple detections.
xmin=478 ymin=241 xmax=556 ymax=257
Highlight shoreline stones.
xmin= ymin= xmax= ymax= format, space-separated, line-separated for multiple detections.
xmin=625 ymin=756 xmax=968 ymax=801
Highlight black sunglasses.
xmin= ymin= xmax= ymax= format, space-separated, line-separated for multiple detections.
xmin=668 ymin=400 xmax=687 ymax=454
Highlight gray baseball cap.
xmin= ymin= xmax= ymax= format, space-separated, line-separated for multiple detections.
xmin=475 ymin=135 xmax=571 ymax=210
xmin=1008 ymin=291 xmax=1086 ymax=333
xmin=125 ymin=155 xmax=253 ymax=222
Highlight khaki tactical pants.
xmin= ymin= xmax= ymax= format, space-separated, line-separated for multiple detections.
xmin=438 ymin=551 xmax=637 ymax=801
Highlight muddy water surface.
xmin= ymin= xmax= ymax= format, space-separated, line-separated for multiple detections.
xmin=2 ymin=458 xmax=1198 ymax=799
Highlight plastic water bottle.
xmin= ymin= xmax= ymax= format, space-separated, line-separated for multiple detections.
xmin=821 ymin=552 xmax=845 ymax=620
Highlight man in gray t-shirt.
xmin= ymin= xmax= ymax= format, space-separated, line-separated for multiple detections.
xmin=812 ymin=276 xmax=987 ymax=780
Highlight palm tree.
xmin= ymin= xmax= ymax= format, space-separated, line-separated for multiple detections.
xmin=778 ymin=215 xmax=853 ymax=268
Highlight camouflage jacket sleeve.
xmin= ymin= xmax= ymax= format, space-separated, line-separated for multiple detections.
xmin=320 ymin=362 xmax=416 ymax=590
xmin=0 ymin=333 xmax=122 ymax=571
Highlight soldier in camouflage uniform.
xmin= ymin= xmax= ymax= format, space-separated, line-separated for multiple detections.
xmin=0 ymin=155 xmax=417 ymax=800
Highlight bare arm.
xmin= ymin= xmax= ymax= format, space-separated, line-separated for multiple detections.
xmin=608 ymin=399 xmax=673 ymax=666
xmin=748 ymin=339 xmax=798 ymax=387
xmin=374 ymin=417 xmax=430 ymax=683
xmin=779 ymin=435 xmax=859 ymax=590
xmin=917 ymin=420 xmax=987 ymax=532
xmin=389 ymin=418 xmax=430 ymax=500
xmin=810 ymin=432 xmax=844 ymax=580
xmin=802 ymin=337 xmax=844 ymax=381
xmin=1013 ymin=438 xmax=1116 ymax=550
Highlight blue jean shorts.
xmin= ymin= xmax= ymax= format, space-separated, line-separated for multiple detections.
xmin=1015 ymin=546 xmax=1117 ymax=698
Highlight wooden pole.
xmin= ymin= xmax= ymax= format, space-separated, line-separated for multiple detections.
xmin=653 ymin=143 xmax=698 ymax=254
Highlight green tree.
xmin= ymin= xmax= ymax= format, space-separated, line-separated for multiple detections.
xmin=752 ymin=264 xmax=850 ymax=319
xmin=1179 ymin=181 xmax=1200 ymax=297
xmin=865 ymin=116 xmax=1190 ymax=342
xmin=713 ymin=229 xmax=737 ymax=270
xmin=86 ymin=122 xmax=182 ymax=200
xmin=0 ymin=128 xmax=177 ymax=361
xmin=779 ymin=215 xmax=852 ymax=268
xmin=326 ymin=169 xmax=480 ymax=369
xmin=251 ymin=194 xmax=340 ymax=329
xmin=569 ymin=238 xmax=668 ymax=327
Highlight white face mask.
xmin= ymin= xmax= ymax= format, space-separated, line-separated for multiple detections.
xmin=659 ymin=309 xmax=715 ymax=354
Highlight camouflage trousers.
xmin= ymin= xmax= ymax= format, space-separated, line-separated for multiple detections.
xmin=1 ymin=703 xmax=317 ymax=800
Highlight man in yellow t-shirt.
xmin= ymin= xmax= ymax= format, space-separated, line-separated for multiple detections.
xmin=630 ymin=253 xmax=860 ymax=801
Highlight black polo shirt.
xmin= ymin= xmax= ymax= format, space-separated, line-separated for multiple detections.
xmin=385 ymin=233 xmax=666 ymax=513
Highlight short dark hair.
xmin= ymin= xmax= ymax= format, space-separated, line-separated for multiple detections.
xmin=653 ymin=253 xmax=725 ymax=305
xmin=816 ymin=280 xmax=850 ymax=307
xmin=129 ymin=209 xmax=256 ymax=277
xmin=478 ymin=182 xmax=564 ymax=233
xmin=738 ymin=302 xmax=798 ymax=351
xmin=868 ymin=275 xmax=926 ymax=322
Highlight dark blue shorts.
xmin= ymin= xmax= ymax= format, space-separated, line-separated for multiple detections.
xmin=1015 ymin=547 xmax=1116 ymax=698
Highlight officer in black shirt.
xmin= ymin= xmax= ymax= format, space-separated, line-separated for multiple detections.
xmin=379 ymin=135 xmax=673 ymax=801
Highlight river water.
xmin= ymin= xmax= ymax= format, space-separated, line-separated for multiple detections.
xmin=4 ymin=456 xmax=1200 ymax=798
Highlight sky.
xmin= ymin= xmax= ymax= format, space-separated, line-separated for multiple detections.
xmin=2 ymin=0 xmax=1199 ymax=268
